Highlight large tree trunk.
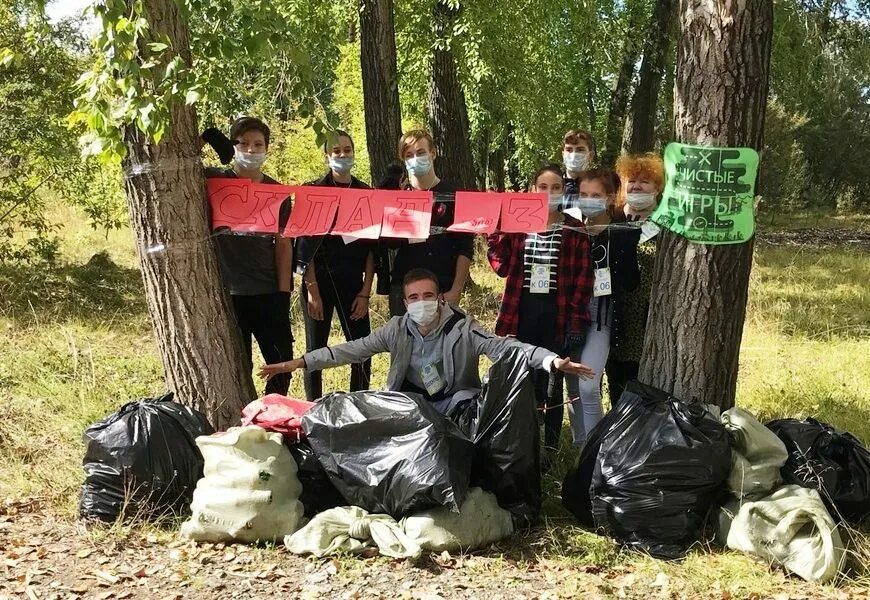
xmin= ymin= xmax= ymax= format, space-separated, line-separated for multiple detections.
xmin=427 ymin=0 xmax=476 ymax=190
xmin=599 ymin=7 xmax=646 ymax=167
xmin=626 ymin=0 xmax=677 ymax=153
xmin=359 ymin=0 xmax=402 ymax=184
xmin=639 ymin=0 xmax=773 ymax=410
xmin=122 ymin=0 xmax=256 ymax=429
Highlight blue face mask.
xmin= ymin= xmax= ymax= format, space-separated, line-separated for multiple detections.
xmin=578 ymin=197 xmax=608 ymax=218
xmin=328 ymin=156 xmax=355 ymax=174
xmin=405 ymin=155 xmax=433 ymax=177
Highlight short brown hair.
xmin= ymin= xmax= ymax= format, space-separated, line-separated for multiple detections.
xmin=562 ymin=129 xmax=596 ymax=155
xmin=402 ymin=268 xmax=440 ymax=292
xmin=578 ymin=167 xmax=619 ymax=197
xmin=230 ymin=117 xmax=271 ymax=147
xmin=398 ymin=129 xmax=435 ymax=159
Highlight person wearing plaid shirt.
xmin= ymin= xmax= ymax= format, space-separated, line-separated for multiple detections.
xmin=487 ymin=164 xmax=594 ymax=456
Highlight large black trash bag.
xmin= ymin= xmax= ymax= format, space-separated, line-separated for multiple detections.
xmin=562 ymin=381 xmax=731 ymax=559
xmin=302 ymin=390 xmax=473 ymax=518
xmin=79 ymin=393 xmax=214 ymax=522
xmin=767 ymin=418 xmax=870 ymax=524
xmin=450 ymin=348 xmax=541 ymax=526
xmin=287 ymin=439 xmax=345 ymax=519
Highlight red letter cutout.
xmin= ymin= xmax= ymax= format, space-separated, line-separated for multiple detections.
xmin=331 ymin=189 xmax=385 ymax=239
xmin=448 ymin=191 xmax=502 ymax=234
xmin=283 ymin=186 xmax=341 ymax=237
xmin=208 ymin=178 xmax=252 ymax=231
xmin=250 ymin=183 xmax=293 ymax=231
xmin=499 ymin=193 xmax=548 ymax=233
xmin=379 ymin=190 xmax=434 ymax=239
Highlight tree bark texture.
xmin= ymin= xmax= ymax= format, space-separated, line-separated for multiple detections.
xmin=599 ymin=7 xmax=647 ymax=167
xmin=427 ymin=0 xmax=476 ymax=190
xmin=121 ymin=0 xmax=256 ymax=429
xmin=359 ymin=0 xmax=403 ymax=184
xmin=627 ymin=0 xmax=677 ymax=153
xmin=639 ymin=0 xmax=773 ymax=410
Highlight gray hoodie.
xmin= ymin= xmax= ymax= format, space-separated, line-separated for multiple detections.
xmin=303 ymin=305 xmax=556 ymax=398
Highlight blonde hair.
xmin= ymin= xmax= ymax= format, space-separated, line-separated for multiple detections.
xmin=614 ymin=153 xmax=665 ymax=212
xmin=398 ymin=129 xmax=435 ymax=159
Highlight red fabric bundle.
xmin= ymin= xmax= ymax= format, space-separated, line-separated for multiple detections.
xmin=241 ymin=394 xmax=315 ymax=442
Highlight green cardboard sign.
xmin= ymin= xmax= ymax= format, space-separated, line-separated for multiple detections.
xmin=651 ymin=142 xmax=759 ymax=244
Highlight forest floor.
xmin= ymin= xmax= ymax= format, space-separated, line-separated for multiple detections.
xmin=1 ymin=209 xmax=869 ymax=599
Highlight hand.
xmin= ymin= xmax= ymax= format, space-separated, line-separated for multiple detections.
xmin=305 ymin=289 xmax=324 ymax=320
xmin=350 ymin=295 xmax=369 ymax=320
xmin=553 ymin=357 xmax=595 ymax=380
xmin=443 ymin=289 xmax=461 ymax=306
xmin=258 ymin=358 xmax=304 ymax=380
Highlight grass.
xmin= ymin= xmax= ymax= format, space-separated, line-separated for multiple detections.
xmin=1 ymin=205 xmax=869 ymax=595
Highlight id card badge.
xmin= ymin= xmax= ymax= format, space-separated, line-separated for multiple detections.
xmin=420 ymin=363 xmax=445 ymax=396
xmin=593 ymin=267 xmax=612 ymax=297
xmin=530 ymin=264 xmax=551 ymax=294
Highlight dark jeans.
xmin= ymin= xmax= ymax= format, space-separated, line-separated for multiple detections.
xmin=302 ymin=278 xmax=372 ymax=400
xmin=606 ymin=358 xmax=639 ymax=408
xmin=516 ymin=290 xmax=563 ymax=451
xmin=232 ymin=292 xmax=293 ymax=396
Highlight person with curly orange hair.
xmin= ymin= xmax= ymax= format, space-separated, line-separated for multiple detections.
xmin=606 ymin=153 xmax=665 ymax=404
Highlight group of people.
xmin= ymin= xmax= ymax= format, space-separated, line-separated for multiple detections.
xmin=207 ymin=116 xmax=667 ymax=455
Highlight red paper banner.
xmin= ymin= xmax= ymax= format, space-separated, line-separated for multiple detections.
xmin=331 ymin=189 xmax=385 ymax=239
xmin=207 ymin=178 xmax=291 ymax=234
xmin=379 ymin=190 xmax=434 ymax=239
xmin=448 ymin=191 xmax=502 ymax=234
xmin=499 ymin=192 xmax=549 ymax=233
xmin=283 ymin=186 xmax=341 ymax=237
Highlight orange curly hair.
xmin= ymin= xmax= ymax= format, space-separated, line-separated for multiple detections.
xmin=614 ymin=153 xmax=665 ymax=214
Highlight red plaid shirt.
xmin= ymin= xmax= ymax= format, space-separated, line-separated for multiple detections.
xmin=487 ymin=224 xmax=593 ymax=347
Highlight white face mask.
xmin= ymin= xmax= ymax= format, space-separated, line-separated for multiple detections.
xmin=234 ymin=147 xmax=267 ymax=170
xmin=563 ymin=151 xmax=588 ymax=173
xmin=405 ymin=155 xmax=433 ymax=177
xmin=328 ymin=156 xmax=355 ymax=174
xmin=626 ymin=192 xmax=657 ymax=211
xmin=406 ymin=300 xmax=439 ymax=326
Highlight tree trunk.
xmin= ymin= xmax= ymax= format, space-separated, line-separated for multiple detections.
xmin=359 ymin=0 xmax=402 ymax=185
xmin=639 ymin=0 xmax=773 ymax=411
xmin=427 ymin=0 xmax=476 ymax=190
xmin=626 ymin=0 xmax=677 ymax=153
xmin=121 ymin=0 xmax=256 ymax=429
xmin=599 ymin=7 xmax=646 ymax=167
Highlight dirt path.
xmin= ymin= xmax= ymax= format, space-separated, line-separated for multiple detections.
xmin=0 ymin=500 xmax=629 ymax=600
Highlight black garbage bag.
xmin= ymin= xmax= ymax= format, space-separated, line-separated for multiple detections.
xmin=79 ymin=393 xmax=214 ymax=522
xmin=287 ymin=439 xmax=346 ymax=519
xmin=450 ymin=348 xmax=541 ymax=526
xmin=767 ymin=418 xmax=870 ymax=524
xmin=562 ymin=381 xmax=731 ymax=559
xmin=302 ymin=390 xmax=473 ymax=518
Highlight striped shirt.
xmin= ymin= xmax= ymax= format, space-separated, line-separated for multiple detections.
xmin=523 ymin=227 xmax=563 ymax=292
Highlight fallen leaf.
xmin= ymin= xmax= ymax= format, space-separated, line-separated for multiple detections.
xmin=96 ymin=591 xmax=115 ymax=600
xmin=433 ymin=550 xmax=456 ymax=569
xmin=651 ymin=572 xmax=669 ymax=588
xmin=25 ymin=587 xmax=39 ymax=600
xmin=76 ymin=549 xmax=93 ymax=559
xmin=130 ymin=567 xmax=147 ymax=578
xmin=92 ymin=570 xmax=120 ymax=584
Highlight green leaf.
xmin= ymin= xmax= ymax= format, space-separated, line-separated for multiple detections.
xmin=184 ymin=88 xmax=201 ymax=105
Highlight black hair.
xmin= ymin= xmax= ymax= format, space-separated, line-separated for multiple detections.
xmin=530 ymin=163 xmax=564 ymax=190
xmin=230 ymin=116 xmax=271 ymax=147
xmin=402 ymin=268 xmax=440 ymax=292
xmin=324 ymin=129 xmax=355 ymax=153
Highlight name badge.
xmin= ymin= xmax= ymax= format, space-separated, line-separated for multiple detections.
xmin=593 ymin=267 xmax=612 ymax=297
xmin=421 ymin=363 xmax=445 ymax=396
xmin=530 ymin=264 xmax=551 ymax=294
